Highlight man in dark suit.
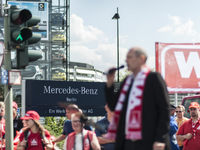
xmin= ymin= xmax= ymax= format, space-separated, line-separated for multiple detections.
xmin=105 ymin=47 xmax=171 ymax=150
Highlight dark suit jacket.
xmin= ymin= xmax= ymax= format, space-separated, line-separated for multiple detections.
xmin=105 ymin=72 xmax=171 ymax=150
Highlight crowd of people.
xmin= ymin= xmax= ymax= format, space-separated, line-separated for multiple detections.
xmin=0 ymin=46 xmax=200 ymax=150
xmin=0 ymin=101 xmax=55 ymax=150
xmin=2 ymin=100 xmax=199 ymax=150
xmin=168 ymin=102 xmax=200 ymax=150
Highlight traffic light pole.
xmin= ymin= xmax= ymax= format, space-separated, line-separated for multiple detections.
xmin=1 ymin=5 xmax=42 ymax=149
xmin=4 ymin=6 xmax=14 ymax=150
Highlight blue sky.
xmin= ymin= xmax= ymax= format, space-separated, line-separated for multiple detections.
xmin=69 ymin=0 xmax=200 ymax=72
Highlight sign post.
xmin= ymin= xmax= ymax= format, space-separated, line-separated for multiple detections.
xmin=3 ymin=5 xmax=14 ymax=150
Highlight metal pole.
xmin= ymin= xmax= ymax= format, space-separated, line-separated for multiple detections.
xmin=4 ymin=6 xmax=14 ymax=150
xmin=175 ymin=93 xmax=177 ymax=106
xmin=66 ymin=0 xmax=70 ymax=81
xmin=66 ymin=0 xmax=68 ymax=81
xmin=117 ymin=7 xmax=119 ymax=82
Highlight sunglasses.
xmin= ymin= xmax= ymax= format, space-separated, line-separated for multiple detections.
xmin=176 ymin=111 xmax=182 ymax=113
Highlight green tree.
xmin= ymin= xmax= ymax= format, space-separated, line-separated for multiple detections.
xmin=44 ymin=116 xmax=66 ymax=149
xmin=118 ymin=67 xmax=155 ymax=81
xmin=119 ymin=69 xmax=131 ymax=81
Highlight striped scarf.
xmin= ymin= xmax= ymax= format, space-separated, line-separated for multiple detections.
xmin=105 ymin=67 xmax=150 ymax=140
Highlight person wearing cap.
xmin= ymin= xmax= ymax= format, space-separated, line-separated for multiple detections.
xmin=0 ymin=102 xmax=5 ymax=133
xmin=177 ymin=102 xmax=200 ymax=150
xmin=52 ymin=104 xmax=92 ymax=144
xmin=169 ymin=104 xmax=180 ymax=150
xmin=13 ymin=101 xmax=23 ymax=138
xmin=0 ymin=102 xmax=5 ymax=148
xmin=14 ymin=119 xmax=27 ymax=150
xmin=16 ymin=110 xmax=53 ymax=150
xmin=175 ymin=105 xmax=189 ymax=150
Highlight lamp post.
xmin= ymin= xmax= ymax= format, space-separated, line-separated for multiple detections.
xmin=112 ymin=7 xmax=120 ymax=82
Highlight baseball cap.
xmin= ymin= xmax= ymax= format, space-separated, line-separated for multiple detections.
xmin=12 ymin=101 xmax=18 ymax=110
xmin=21 ymin=110 xmax=40 ymax=121
xmin=170 ymin=104 xmax=176 ymax=110
xmin=189 ymin=102 xmax=200 ymax=109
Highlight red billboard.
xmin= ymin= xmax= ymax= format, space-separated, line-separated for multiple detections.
xmin=156 ymin=42 xmax=200 ymax=93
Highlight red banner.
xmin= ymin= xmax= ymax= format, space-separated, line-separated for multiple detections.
xmin=155 ymin=42 xmax=200 ymax=93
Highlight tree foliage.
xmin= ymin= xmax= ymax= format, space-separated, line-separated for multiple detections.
xmin=118 ymin=67 xmax=155 ymax=81
xmin=119 ymin=69 xmax=131 ymax=81
xmin=44 ymin=116 xmax=66 ymax=149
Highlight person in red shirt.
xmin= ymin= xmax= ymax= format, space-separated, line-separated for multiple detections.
xmin=0 ymin=102 xmax=5 ymax=150
xmin=177 ymin=102 xmax=200 ymax=150
xmin=16 ymin=110 xmax=53 ymax=150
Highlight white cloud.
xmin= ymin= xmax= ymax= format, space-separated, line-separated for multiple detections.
xmin=70 ymin=44 xmax=128 ymax=72
xmin=146 ymin=56 xmax=155 ymax=70
xmin=157 ymin=14 xmax=197 ymax=36
xmin=157 ymin=26 xmax=172 ymax=32
xmin=70 ymin=45 xmax=101 ymax=64
xmin=70 ymin=14 xmax=108 ymax=44
xmin=173 ymin=19 xmax=197 ymax=36
xmin=167 ymin=14 xmax=180 ymax=25
xmin=70 ymin=14 xmax=128 ymax=71
xmin=119 ymin=35 xmax=128 ymax=44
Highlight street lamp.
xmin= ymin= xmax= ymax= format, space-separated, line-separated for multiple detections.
xmin=112 ymin=7 xmax=120 ymax=82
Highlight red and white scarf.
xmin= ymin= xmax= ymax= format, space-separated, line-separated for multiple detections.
xmin=105 ymin=67 xmax=150 ymax=140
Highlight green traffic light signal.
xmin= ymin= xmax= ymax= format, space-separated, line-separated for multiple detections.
xmin=15 ymin=32 xmax=23 ymax=41
xmin=8 ymin=5 xmax=42 ymax=69
xmin=9 ymin=5 xmax=41 ymax=46
xmin=10 ymin=28 xmax=32 ymax=44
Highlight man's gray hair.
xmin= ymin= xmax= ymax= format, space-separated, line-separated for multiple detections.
xmin=66 ymin=104 xmax=79 ymax=112
xmin=133 ymin=47 xmax=148 ymax=62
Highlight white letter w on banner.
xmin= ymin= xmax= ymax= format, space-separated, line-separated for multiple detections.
xmin=174 ymin=51 xmax=200 ymax=78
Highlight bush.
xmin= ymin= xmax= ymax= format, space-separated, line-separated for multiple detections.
xmin=44 ymin=116 xmax=66 ymax=149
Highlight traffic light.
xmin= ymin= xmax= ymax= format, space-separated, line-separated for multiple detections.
xmin=14 ymin=49 xmax=42 ymax=69
xmin=8 ymin=5 xmax=42 ymax=69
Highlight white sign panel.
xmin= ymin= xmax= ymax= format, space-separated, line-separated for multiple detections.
xmin=8 ymin=1 xmax=49 ymax=41
xmin=9 ymin=71 xmax=21 ymax=85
